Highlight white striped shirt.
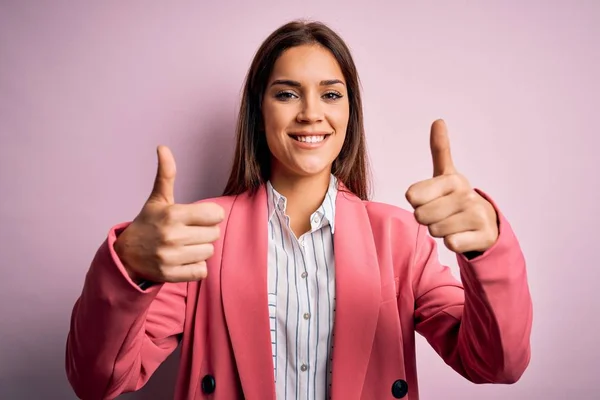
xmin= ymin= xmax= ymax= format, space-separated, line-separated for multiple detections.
xmin=266 ymin=175 xmax=337 ymax=400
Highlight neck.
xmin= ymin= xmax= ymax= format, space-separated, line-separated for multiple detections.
xmin=269 ymin=167 xmax=332 ymax=237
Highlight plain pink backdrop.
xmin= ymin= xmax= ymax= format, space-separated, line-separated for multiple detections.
xmin=0 ymin=1 xmax=597 ymax=399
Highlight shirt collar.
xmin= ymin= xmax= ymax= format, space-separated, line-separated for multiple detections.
xmin=266 ymin=174 xmax=338 ymax=233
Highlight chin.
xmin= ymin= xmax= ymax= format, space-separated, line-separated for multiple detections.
xmin=271 ymin=153 xmax=335 ymax=179
xmin=292 ymin=163 xmax=332 ymax=178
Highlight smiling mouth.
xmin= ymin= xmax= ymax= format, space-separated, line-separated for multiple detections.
xmin=289 ymin=134 xmax=331 ymax=143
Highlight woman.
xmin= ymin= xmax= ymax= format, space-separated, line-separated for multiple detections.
xmin=66 ymin=20 xmax=532 ymax=400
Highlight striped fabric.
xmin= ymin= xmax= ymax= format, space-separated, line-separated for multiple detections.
xmin=266 ymin=175 xmax=338 ymax=400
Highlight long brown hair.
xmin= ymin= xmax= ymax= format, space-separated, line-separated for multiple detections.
xmin=222 ymin=20 xmax=371 ymax=200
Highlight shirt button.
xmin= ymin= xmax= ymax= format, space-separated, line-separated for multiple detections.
xmin=300 ymin=364 xmax=308 ymax=372
xmin=301 ymin=272 xmax=308 ymax=278
xmin=303 ymin=312 xmax=311 ymax=320
xmin=312 ymin=215 xmax=320 ymax=223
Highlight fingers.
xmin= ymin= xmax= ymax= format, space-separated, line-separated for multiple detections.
xmin=149 ymin=145 xmax=177 ymax=204
xmin=422 ymin=199 xmax=498 ymax=253
xmin=430 ymin=119 xmax=456 ymax=177
xmin=413 ymin=192 xmax=465 ymax=226
xmin=159 ymin=224 xmax=221 ymax=246
xmin=166 ymin=202 xmax=225 ymax=226
xmin=181 ymin=225 xmax=221 ymax=245
xmin=406 ymin=174 xmax=469 ymax=208
xmin=182 ymin=203 xmax=225 ymax=226
xmin=151 ymin=242 xmax=216 ymax=282
xmin=443 ymin=231 xmax=494 ymax=254
xmin=159 ymin=262 xmax=209 ymax=283
xmin=426 ymin=211 xmax=478 ymax=238
xmin=156 ymin=243 xmax=215 ymax=266
xmin=406 ymin=120 xmax=499 ymax=254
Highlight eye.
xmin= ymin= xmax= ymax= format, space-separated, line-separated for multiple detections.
xmin=275 ymin=91 xmax=298 ymax=101
xmin=323 ymin=91 xmax=343 ymax=101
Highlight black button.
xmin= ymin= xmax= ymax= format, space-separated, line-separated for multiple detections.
xmin=391 ymin=379 xmax=408 ymax=398
xmin=201 ymin=375 xmax=216 ymax=394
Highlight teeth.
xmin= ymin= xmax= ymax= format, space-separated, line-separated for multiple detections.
xmin=296 ymin=135 xmax=326 ymax=143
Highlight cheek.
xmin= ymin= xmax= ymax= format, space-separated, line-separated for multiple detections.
xmin=263 ymin=101 xmax=293 ymax=131
xmin=330 ymin=109 xmax=349 ymax=146
xmin=262 ymin=104 xmax=283 ymax=151
xmin=334 ymin=132 xmax=348 ymax=155
xmin=329 ymin=103 xmax=350 ymax=129
xmin=263 ymin=128 xmax=281 ymax=159
xmin=264 ymin=133 xmax=281 ymax=158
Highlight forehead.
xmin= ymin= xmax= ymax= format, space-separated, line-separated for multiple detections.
xmin=270 ymin=44 xmax=345 ymax=83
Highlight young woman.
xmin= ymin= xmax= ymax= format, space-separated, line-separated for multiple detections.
xmin=66 ymin=20 xmax=532 ymax=400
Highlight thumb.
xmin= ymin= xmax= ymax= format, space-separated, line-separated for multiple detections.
xmin=430 ymin=119 xmax=456 ymax=177
xmin=148 ymin=145 xmax=176 ymax=204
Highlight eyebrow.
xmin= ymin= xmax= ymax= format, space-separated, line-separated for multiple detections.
xmin=270 ymin=79 xmax=346 ymax=87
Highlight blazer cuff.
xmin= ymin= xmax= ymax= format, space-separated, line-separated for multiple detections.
xmin=104 ymin=222 xmax=163 ymax=296
xmin=456 ymin=189 xmax=526 ymax=283
xmin=457 ymin=189 xmax=506 ymax=261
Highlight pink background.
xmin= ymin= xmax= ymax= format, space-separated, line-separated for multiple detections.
xmin=1 ymin=1 xmax=597 ymax=399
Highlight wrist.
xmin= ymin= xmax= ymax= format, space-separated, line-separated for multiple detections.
xmin=114 ymin=235 xmax=144 ymax=285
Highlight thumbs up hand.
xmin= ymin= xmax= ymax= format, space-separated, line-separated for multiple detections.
xmin=114 ymin=146 xmax=225 ymax=283
xmin=405 ymin=120 xmax=498 ymax=254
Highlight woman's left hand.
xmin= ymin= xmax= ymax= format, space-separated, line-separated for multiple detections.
xmin=405 ymin=119 xmax=499 ymax=254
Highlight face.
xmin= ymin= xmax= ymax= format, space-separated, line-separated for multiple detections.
xmin=262 ymin=44 xmax=349 ymax=181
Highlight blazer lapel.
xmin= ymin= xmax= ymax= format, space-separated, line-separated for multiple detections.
xmin=330 ymin=189 xmax=382 ymax=398
xmin=221 ymin=186 xmax=276 ymax=400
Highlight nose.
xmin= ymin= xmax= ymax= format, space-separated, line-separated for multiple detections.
xmin=297 ymin=95 xmax=324 ymax=123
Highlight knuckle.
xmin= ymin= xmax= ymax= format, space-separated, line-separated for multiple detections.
xmin=444 ymin=236 xmax=460 ymax=252
xmin=427 ymin=225 xmax=435 ymax=237
xmin=464 ymin=190 xmax=478 ymax=203
xmin=428 ymin=224 xmax=440 ymax=237
xmin=434 ymin=226 xmax=445 ymax=238
xmin=190 ymin=262 xmax=208 ymax=280
xmin=204 ymin=243 xmax=215 ymax=258
xmin=212 ymin=225 xmax=221 ymax=239
xmin=154 ymin=248 xmax=170 ymax=265
xmin=155 ymin=228 xmax=167 ymax=244
xmin=413 ymin=208 xmax=424 ymax=224
xmin=163 ymin=205 xmax=181 ymax=224
xmin=198 ymin=261 xmax=208 ymax=277
xmin=405 ymin=187 xmax=417 ymax=204
xmin=190 ymin=269 xmax=202 ymax=281
xmin=157 ymin=228 xmax=175 ymax=245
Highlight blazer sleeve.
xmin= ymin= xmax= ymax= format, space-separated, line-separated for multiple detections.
xmin=65 ymin=222 xmax=187 ymax=400
xmin=411 ymin=192 xmax=533 ymax=384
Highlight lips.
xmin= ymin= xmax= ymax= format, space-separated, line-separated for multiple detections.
xmin=292 ymin=135 xmax=326 ymax=143
xmin=288 ymin=132 xmax=332 ymax=143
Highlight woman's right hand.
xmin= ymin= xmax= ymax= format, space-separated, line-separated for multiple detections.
xmin=114 ymin=146 xmax=225 ymax=284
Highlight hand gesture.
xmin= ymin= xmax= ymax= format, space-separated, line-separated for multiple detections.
xmin=114 ymin=146 xmax=224 ymax=283
xmin=405 ymin=120 xmax=498 ymax=254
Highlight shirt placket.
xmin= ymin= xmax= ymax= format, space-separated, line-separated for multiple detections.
xmin=300 ymin=213 xmax=324 ymax=396
xmin=296 ymin=231 xmax=311 ymax=395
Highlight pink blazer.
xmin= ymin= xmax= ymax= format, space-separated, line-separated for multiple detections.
xmin=65 ymin=185 xmax=532 ymax=400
